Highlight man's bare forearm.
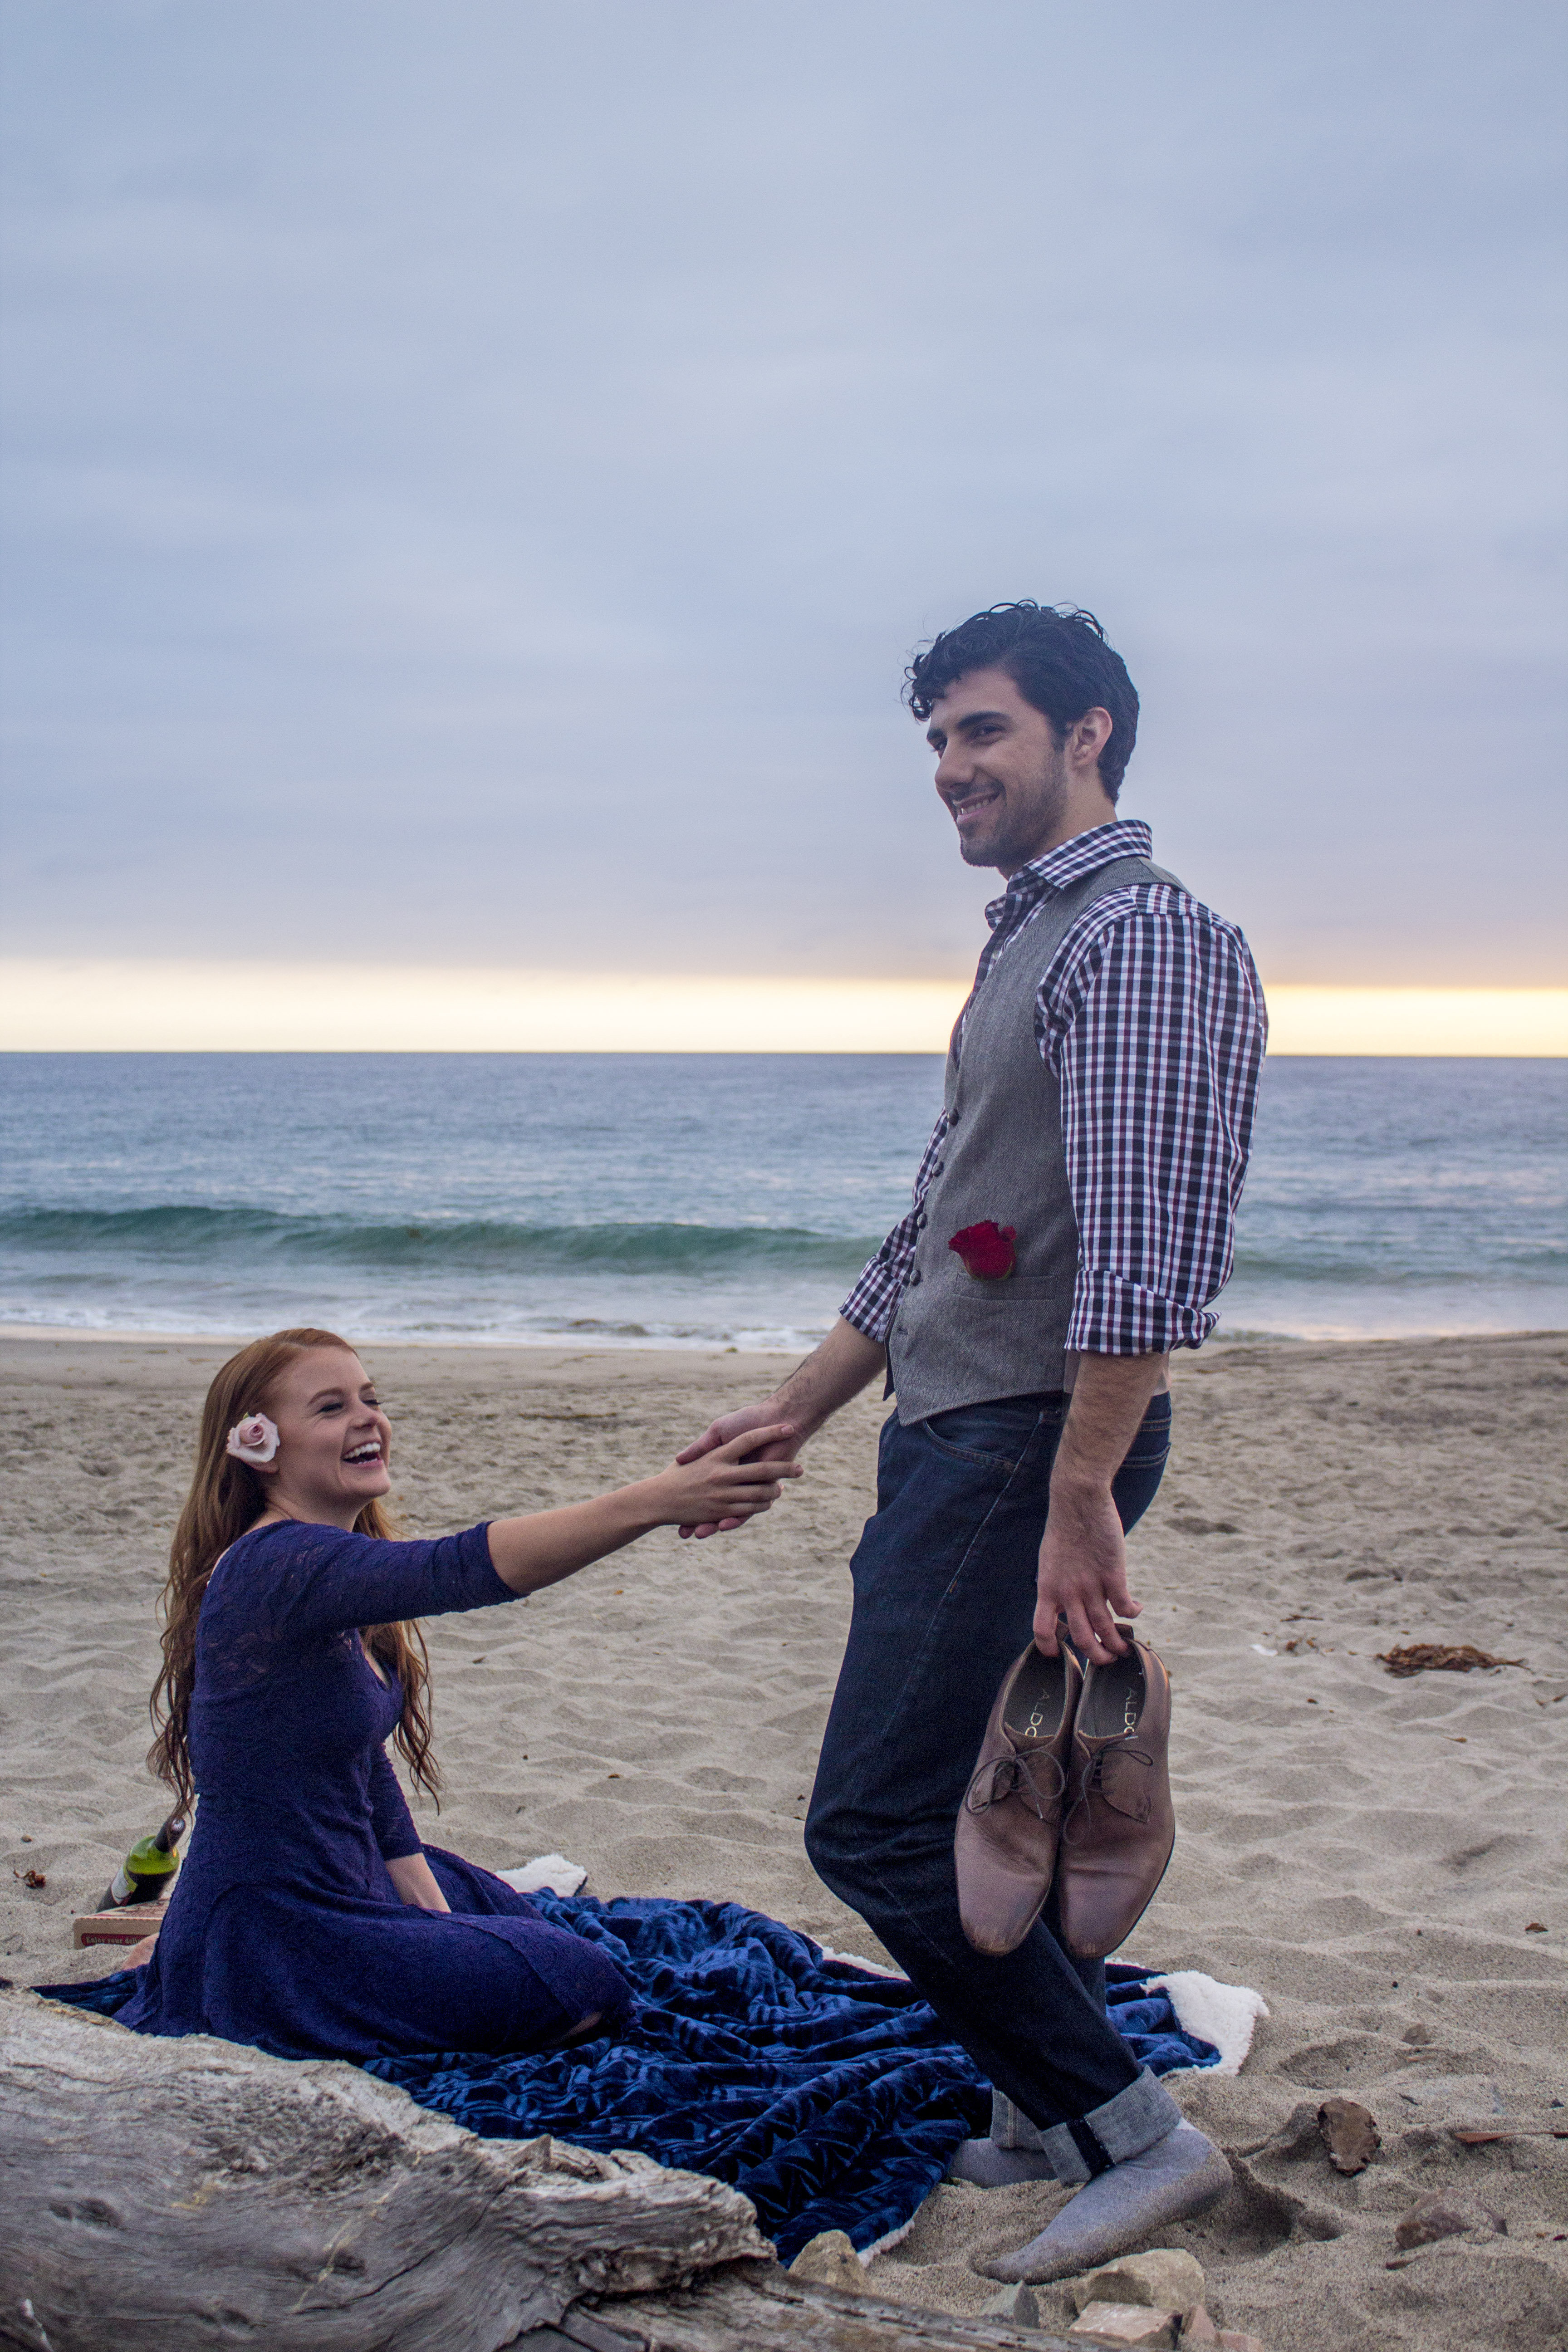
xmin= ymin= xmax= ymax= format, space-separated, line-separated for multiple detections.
xmin=1035 ymin=1352 xmax=1169 ymax=1662
xmin=767 ymin=1318 xmax=887 ymax=1440
xmin=1051 ymin=1352 xmax=1169 ymax=1498
xmin=673 ymin=1319 xmax=885 ymax=1536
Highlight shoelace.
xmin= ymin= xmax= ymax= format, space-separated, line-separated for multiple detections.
xmin=1061 ymin=1735 xmax=1155 ymax=1843
xmin=963 ymin=1745 xmax=1067 ymax=1821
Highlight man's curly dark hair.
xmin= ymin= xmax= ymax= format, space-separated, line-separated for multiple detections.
xmin=904 ymin=602 xmax=1140 ymax=800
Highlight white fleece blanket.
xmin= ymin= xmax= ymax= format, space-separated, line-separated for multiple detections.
xmin=1134 ymin=1966 xmax=1270 ymax=2077
xmin=496 ymin=1852 xmax=588 ymax=1897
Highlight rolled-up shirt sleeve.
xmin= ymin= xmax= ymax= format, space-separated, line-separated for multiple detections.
xmin=1039 ymin=887 xmax=1267 ymax=1357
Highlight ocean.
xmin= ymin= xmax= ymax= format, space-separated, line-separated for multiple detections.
xmin=1 ymin=1054 xmax=1563 ymax=1350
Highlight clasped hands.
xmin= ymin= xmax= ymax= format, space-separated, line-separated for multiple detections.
xmin=672 ymin=1404 xmax=808 ymax=1539
xmin=673 ymin=1404 xmax=1142 ymax=1663
xmin=661 ymin=1418 xmax=804 ymax=1538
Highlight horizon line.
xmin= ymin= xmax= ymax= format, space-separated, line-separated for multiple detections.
xmin=1 ymin=959 xmax=1565 ymax=1057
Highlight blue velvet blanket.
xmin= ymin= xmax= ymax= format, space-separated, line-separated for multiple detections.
xmin=43 ymin=1891 xmax=1218 ymax=2260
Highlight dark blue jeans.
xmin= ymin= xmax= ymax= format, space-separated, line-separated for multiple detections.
xmin=804 ymin=1388 xmax=1172 ymax=2142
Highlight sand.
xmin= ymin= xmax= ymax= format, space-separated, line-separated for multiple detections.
xmin=3 ymin=1329 xmax=1565 ymax=2350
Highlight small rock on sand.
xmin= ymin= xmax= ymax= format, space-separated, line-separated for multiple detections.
xmin=1393 ymin=2191 xmax=1508 ymax=2249
xmin=1318 ymin=2096 xmax=1381 ymax=2173
xmin=1068 ymin=2304 xmax=1178 ymax=2347
xmin=1068 ymin=2250 xmax=1207 ymax=2318
xmin=787 ymin=2228 xmax=866 ymax=2292
xmin=978 ymin=2281 xmax=1042 ymax=2326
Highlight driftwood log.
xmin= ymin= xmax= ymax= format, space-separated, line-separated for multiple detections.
xmin=0 ymin=1992 xmax=1069 ymax=2352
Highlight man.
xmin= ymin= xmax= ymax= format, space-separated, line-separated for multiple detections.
xmin=679 ymin=602 xmax=1266 ymax=2279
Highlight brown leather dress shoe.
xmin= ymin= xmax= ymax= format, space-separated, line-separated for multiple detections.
xmin=955 ymin=1643 xmax=1083 ymax=1956
xmin=1055 ymin=1640 xmax=1175 ymax=1960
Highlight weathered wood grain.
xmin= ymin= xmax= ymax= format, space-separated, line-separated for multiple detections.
xmin=0 ymin=1989 xmax=768 ymax=2351
xmin=551 ymin=2266 xmax=1082 ymax=2349
xmin=0 ymin=1992 xmax=1059 ymax=2352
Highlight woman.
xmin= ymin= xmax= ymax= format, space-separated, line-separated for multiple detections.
xmin=119 ymin=1324 xmax=798 ymax=2063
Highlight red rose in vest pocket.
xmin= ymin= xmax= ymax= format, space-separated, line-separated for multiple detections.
xmin=948 ymin=1220 xmax=1017 ymax=1279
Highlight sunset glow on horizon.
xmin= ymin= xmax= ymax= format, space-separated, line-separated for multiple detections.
xmin=2 ymin=960 xmax=1563 ymax=1057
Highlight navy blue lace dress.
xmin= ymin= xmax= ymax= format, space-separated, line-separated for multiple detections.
xmin=116 ymin=1519 xmax=631 ymax=2061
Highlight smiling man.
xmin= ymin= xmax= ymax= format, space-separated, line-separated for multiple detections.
xmin=679 ymin=602 xmax=1266 ymax=2278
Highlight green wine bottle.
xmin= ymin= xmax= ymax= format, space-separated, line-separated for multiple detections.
xmin=101 ymin=1811 xmax=188 ymax=1909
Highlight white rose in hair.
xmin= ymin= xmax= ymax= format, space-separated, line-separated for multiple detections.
xmin=226 ymin=1413 xmax=280 ymax=1465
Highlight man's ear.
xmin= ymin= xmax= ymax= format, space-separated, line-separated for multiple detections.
xmin=1068 ymin=707 xmax=1114 ymax=770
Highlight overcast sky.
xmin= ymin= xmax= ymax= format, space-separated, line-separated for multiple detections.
xmin=2 ymin=0 xmax=1563 ymax=987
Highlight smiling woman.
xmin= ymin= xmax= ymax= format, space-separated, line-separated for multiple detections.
xmin=116 ymin=1324 xmax=799 ymax=2063
xmin=148 ymin=1328 xmax=442 ymax=1817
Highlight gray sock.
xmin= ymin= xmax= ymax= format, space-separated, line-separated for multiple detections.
xmin=946 ymin=2137 xmax=1061 ymax=2188
xmin=973 ymin=2122 xmax=1231 ymax=2284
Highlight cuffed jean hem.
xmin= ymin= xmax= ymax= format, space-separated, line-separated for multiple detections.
xmin=991 ymin=2067 xmax=1184 ymax=2181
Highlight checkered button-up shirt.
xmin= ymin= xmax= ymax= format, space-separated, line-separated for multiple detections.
xmin=841 ymin=819 xmax=1267 ymax=1358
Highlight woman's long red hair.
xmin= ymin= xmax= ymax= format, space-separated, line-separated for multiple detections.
xmin=148 ymin=1327 xmax=439 ymax=1812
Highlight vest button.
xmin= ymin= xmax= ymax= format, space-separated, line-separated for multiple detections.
xmin=915 ymin=1211 xmax=926 ymax=1229
xmin=908 ymin=1269 xmax=921 ymax=1286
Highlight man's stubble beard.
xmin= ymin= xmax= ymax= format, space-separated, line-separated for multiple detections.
xmin=957 ymin=746 xmax=1070 ymax=872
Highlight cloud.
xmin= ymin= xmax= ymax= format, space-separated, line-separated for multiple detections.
xmin=1 ymin=0 xmax=1563 ymax=982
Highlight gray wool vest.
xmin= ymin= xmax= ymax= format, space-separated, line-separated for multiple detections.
xmin=887 ymin=851 xmax=1180 ymax=1425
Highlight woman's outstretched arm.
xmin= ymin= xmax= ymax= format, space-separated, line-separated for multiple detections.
xmin=485 ymin=1426 xmax=799 ymax=1595
xmin=206 ymin=1428 xmax=804 ymax=1648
